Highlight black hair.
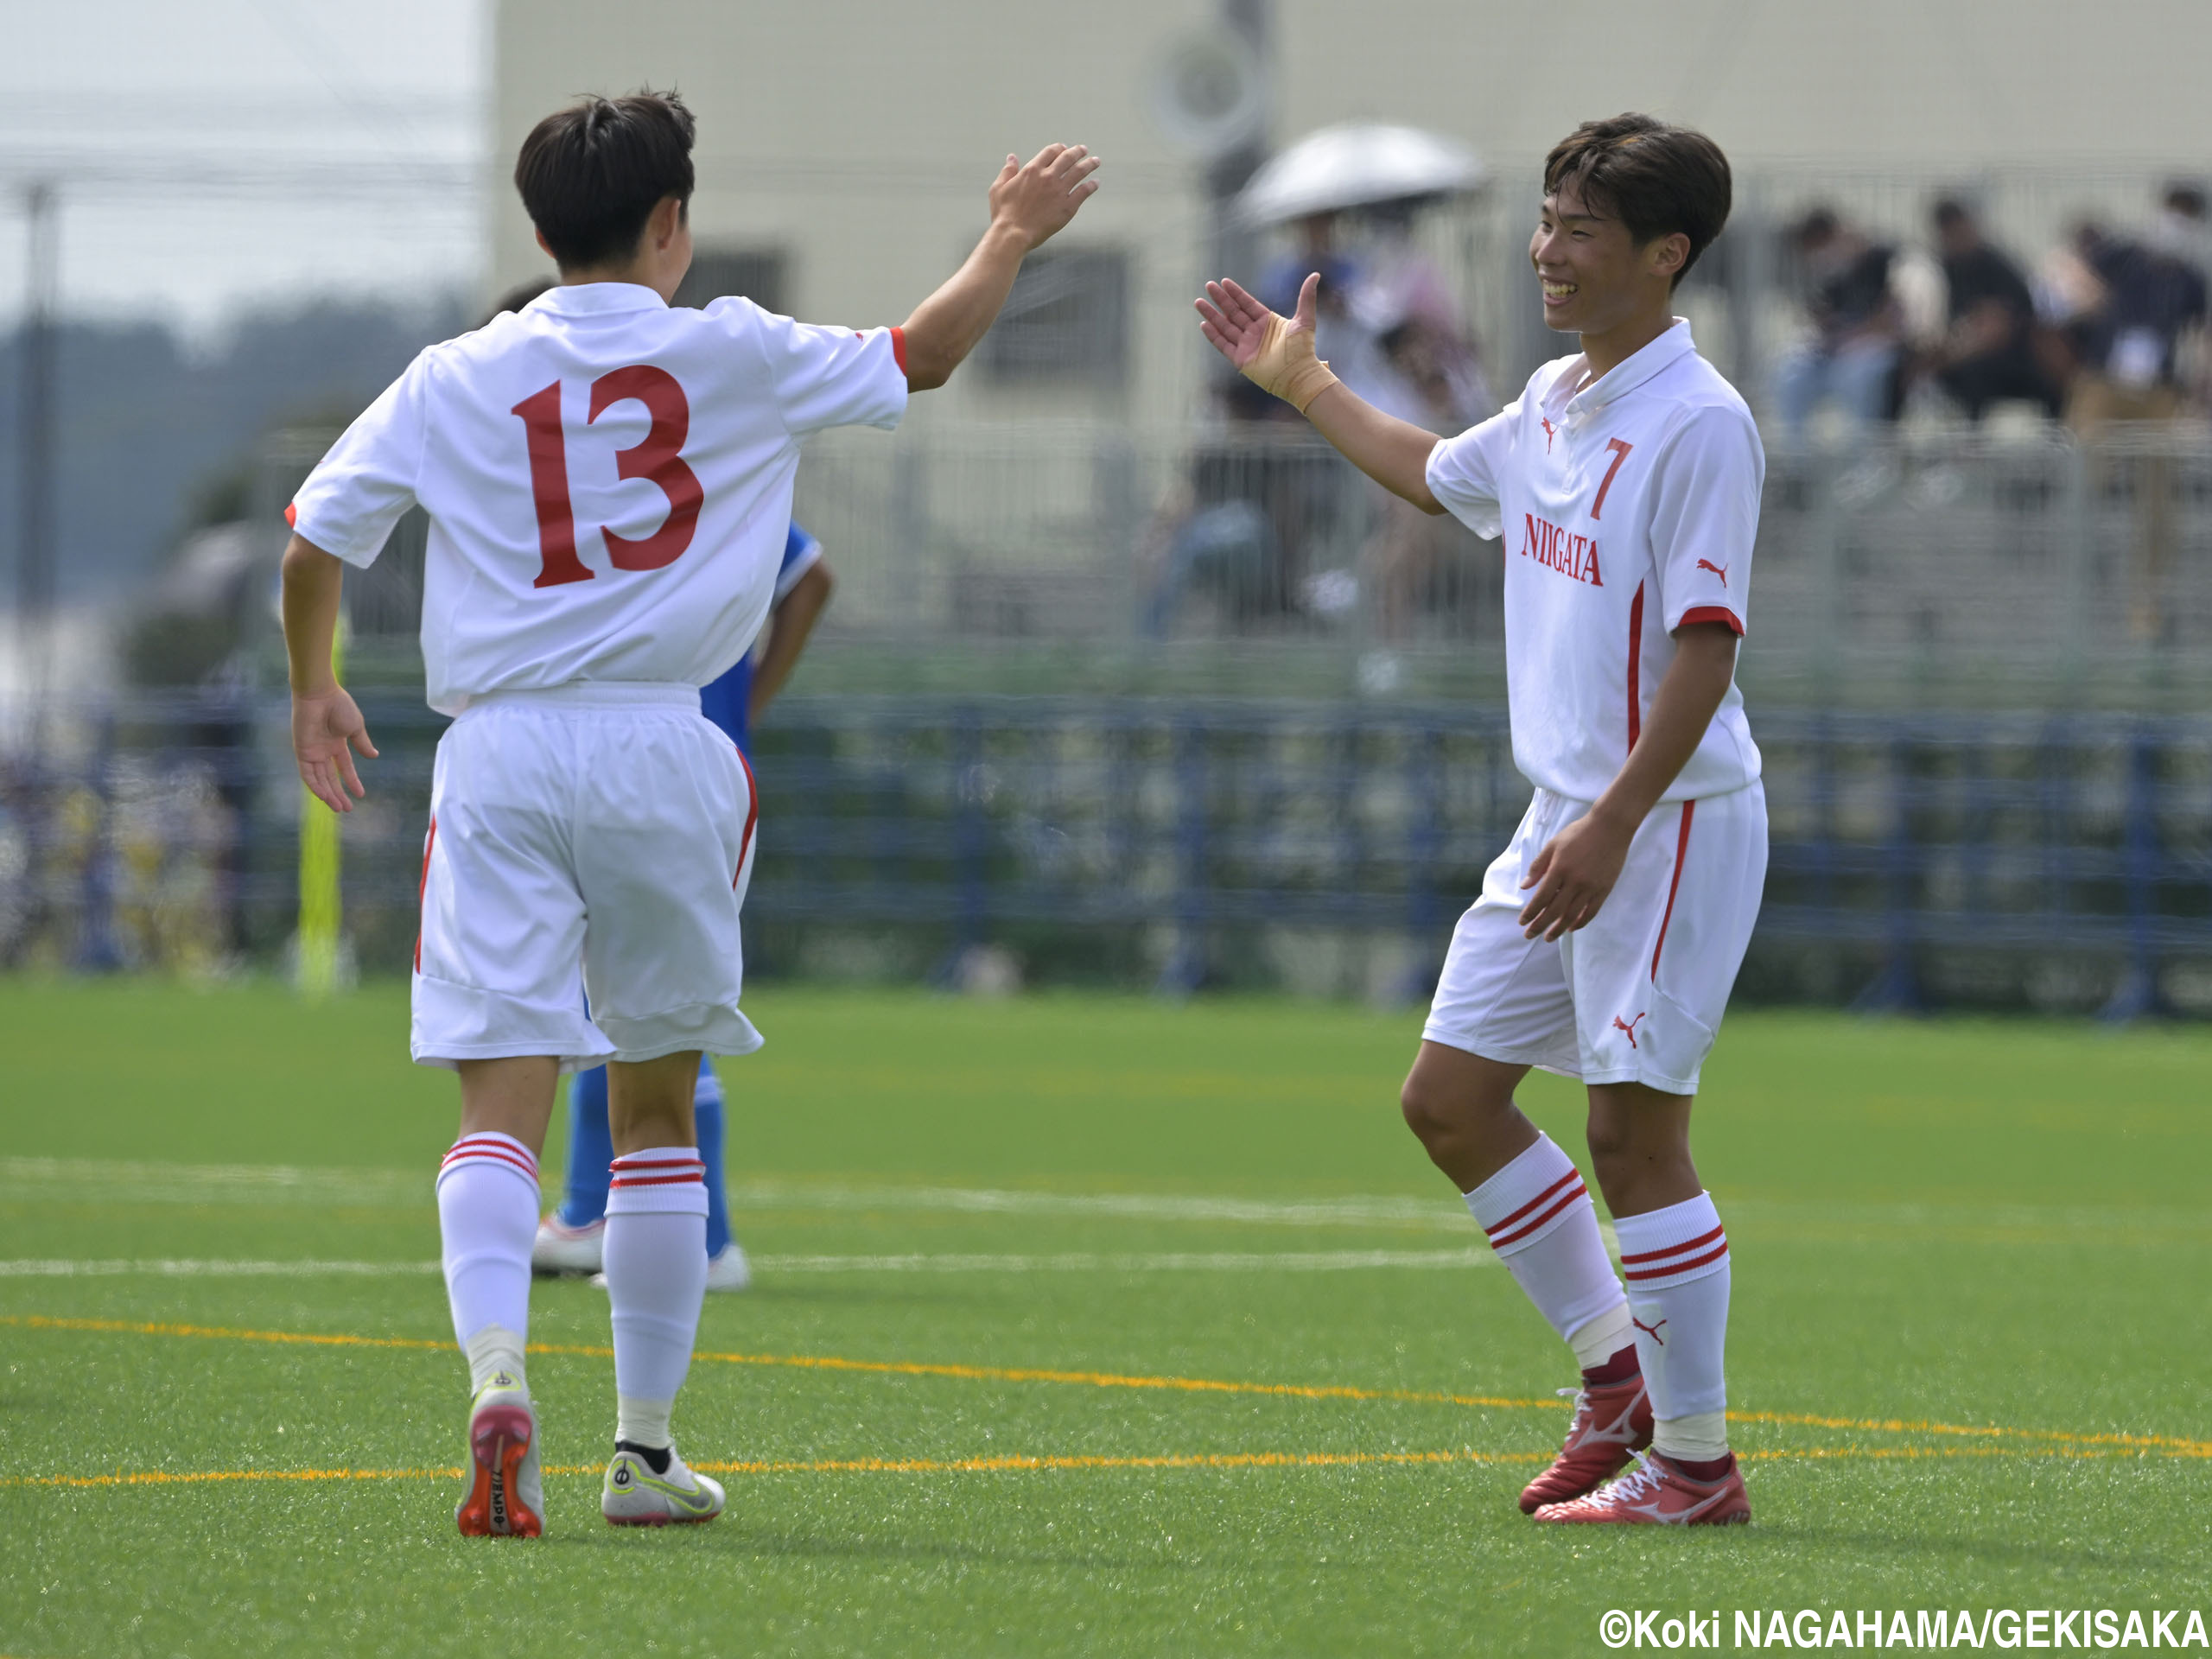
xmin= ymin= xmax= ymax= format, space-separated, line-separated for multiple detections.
xmin=514 ymin=91 xmax=696 ymax=270
xmin=1543 ymin=113 xmax=1732 ymax=289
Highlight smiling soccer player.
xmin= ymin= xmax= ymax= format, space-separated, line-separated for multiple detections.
xmin=1197 ymin=114 xmax=1762 ymax=1526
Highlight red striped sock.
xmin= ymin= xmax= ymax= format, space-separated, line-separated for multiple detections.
xmin=435 ymin=1132 xmax=539 ymax=1365
xmin=1465 ymin=1135 xmax=1629 ymax=1361
xmin=1611 ymin=1192 xmax=1732 ymax=1459
xmin=605 ymin=1147 xmax=709 ymax=1413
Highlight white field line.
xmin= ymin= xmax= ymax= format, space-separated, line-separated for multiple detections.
xmin=8 ymin=1159 xmax=2208 ymax=1240
xmin=754 ymin=1249 xmax=1491 ymax=1273
xmin=0 ymin=1158 xmax=1469 ymax=1230
xmin=0 ymin=1250 xmax=1492 ymax=1278
xmin=1 ymin=1158 xmax=427 ymax=1209
xmin=0 ymin=1259 xmax=442 ymax=1278
xmin=728 ymin=1182 xmax=1470 ymax=1231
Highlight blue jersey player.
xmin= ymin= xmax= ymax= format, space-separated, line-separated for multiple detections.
xmin=531 ymin=522 xmax=833 ymax=1290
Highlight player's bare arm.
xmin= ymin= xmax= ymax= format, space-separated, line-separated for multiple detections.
xmin=1194 ymin=272 xmax=1446 ymax=512
xmin=1516 ymin=621 xmax=1739 ymax=941
xmin=747 ymin=558 xmax=835 ymax=723
xmin=280 ymin=533 xmax=378 ymax=813
xmin=899 ymin=143 xmax=1102 ymax=391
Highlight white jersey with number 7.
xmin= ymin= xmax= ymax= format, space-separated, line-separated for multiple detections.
xmin=289 ymin=282 xmax=906 ymax=716
xmin=1424 ymin=318 xmax=1762 ymax=804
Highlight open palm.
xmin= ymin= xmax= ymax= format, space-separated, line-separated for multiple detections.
xmin=1194 ymin=271 xmax=1319 ymax=372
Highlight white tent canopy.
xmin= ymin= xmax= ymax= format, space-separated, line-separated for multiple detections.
xmin=1234 ymin=124 xmax=1487 ymax=228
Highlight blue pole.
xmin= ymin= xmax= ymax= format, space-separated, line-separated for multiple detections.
xmin=2100 ymin=723 xmax=2161 ymax=1022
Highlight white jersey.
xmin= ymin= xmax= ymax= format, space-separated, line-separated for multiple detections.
xmin=289 ymin=283 xmax=906 ymax=715
xmin=1426 ymin=319 xmax=1762 ymax=803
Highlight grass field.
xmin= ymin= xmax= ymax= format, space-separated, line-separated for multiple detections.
xmin=3 ymin=980 xmax=2209 ymax=1657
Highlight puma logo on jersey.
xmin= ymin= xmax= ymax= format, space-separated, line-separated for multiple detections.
xmin=1541 ymin=416 xmax=1557 ymax=452
xmin=1518 ymin=512 xmax=1605 ymax=588
xmin=1611 ymin=1012 xmax=1648 ymax=1048
xmin=1696 ymin=558 xmax=1729 ymax=587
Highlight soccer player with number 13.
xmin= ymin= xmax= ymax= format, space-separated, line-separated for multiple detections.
xmin=280 ymin=92 xmax=1098 ymax=1537
xmin=1199 ymin=114 xmax=1764 ymax=1525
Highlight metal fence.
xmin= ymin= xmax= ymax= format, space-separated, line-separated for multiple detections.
xmin=296 ymin=423 xmax=2212 ymax=710
xmin=779 ymin=423 xmax=2212 ymax=707
xmin=5 ymin=692 xmax=2209 ymax=1017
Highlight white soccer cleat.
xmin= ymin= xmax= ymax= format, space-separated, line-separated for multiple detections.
xmin=454 ymin=1378 xmax=543 ymax=1538
xmin=532 ymin=1213 xmax=605 ymax=1275
xmin=601 ymin=1445 xmax=725 ymax=1527
xmin=703 ymin=1242 xmax=752 ymax=1293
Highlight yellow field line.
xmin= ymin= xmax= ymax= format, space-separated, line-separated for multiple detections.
xmin=10 ymin=1440 xmax=2205 ymax=1494
xmin=9 ymin=1313 xmax=2208 ymax=1459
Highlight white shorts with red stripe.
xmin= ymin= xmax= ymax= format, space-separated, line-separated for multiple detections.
xmin=410 ymin=682 xmax=761 ymax=1071
xmin=1422 ymin=780 xmax=1766 ymax=1096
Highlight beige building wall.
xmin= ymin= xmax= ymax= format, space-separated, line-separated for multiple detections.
xmin=493 ymin=0 xmax=2212 ymax=430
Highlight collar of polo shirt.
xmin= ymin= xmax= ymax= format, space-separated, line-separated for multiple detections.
xmin=1560 ymin=317 xmax=1698 ymax=422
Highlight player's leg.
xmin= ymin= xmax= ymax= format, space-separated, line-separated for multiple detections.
xmin=573 ymin=691 xmax=763 ymax=1525
xmin=1583 ymin=1083 xmax=1730 ymax=1468
xmin=414 ymin=700 xmax=613 ymax=1538
xmin=560 ymin=1065 xmax=614 ymax=1227
xmin=532 ymin=1064 xmax=613 ymax=1274
xmin=1534 ymin=785 xmax=1765 ymax=1526
xmin=594 ymin=1049 xmax=722 ymax=1521
xmin=1411 ymin=791 xmax=1643 ymax=1512
xmin=441 ymin=1057 xmax=558 ymax=1536
xmin=692 ymin=1056 xmax=752 ymax=1290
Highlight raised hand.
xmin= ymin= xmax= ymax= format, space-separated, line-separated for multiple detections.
xmin=988 ymin=143 xmax=1101 ymax=252
xmin=293 ymin=686 xmax=378 ymax=814
xmin=1194 ymin=272 xmax=1338 ymax=412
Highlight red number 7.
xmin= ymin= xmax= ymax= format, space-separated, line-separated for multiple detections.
xmin=1591 ymin=437 xmax=1632 ymax=521
xmin=511 ymin=367 xmax=703 ymax=588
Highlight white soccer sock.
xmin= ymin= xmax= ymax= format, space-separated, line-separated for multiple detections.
xmin=603 ymin=1147 xmax=709 ymax=1447
xmin=1465 ymin=1135 xmax=1631 ymax=1368
xmin=435 ymin=1133 xmax=539 ymax=1391
xmin=1612 ymin=1191 xmax=1732 ymax=1460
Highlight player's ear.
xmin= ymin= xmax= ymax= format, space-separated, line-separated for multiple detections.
xmin=1647 ymin=232 xmax=1690 ymax=283
xmin=533 ymin=226 xmax=555 ymax=262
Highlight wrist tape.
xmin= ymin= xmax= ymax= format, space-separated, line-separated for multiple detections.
xmin=1241 ymin=312 xmax=1339 ymax=414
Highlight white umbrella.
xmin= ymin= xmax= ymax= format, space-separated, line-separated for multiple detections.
xmin=1234 ymin=124 xmax=1486 ymax=228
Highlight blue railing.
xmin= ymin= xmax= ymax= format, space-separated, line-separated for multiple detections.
xmin=2 ymin=694 xmax=2207 ymax=1014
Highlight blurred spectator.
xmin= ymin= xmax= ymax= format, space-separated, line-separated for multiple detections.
xmin=1773 ymin=209 xmax=1905 ymax=438
xmin=2033 ymin=219 xmax=2113 ymax=385
xmin=2069 ymin=182 xmax=2209 ymax=417
xmin=1344 ymin=200 xmax=1493 ymax=429
xmin=1927 ymin=199 xmax=2062 ymax=420
xmin=1338 ymin=203 xmax=1493 ymax=640
xmin=2064 ymin=182 xmax=2210 ymax=639
xmin=1165 ymin=203 xmax=1494 ymax=639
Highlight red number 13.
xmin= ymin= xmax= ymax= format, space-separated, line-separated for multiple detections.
xmin=511 ymin=366 xmax=703 ymax=588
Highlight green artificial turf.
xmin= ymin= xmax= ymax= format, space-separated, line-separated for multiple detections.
xmin=2 ymin=979 xmax=2209 ymax=1657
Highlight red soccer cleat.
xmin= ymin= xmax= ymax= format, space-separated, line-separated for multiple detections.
xmin=454 ymin=1384 xmax=543 ymax=1538
xmin=1533 ymin=1450 xmax=1751 ymax=1526
xmin=1519 ymin=1374 xmax=1653 ymax=1514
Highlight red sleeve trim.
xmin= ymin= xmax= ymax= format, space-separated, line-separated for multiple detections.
xmin=888 ymin=325 xmax=908 ymax=376
xmin=1678 ymin=605 xmax=1744 ymax=636
xmin=284 ymin=501 xmax=298 ymax=528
